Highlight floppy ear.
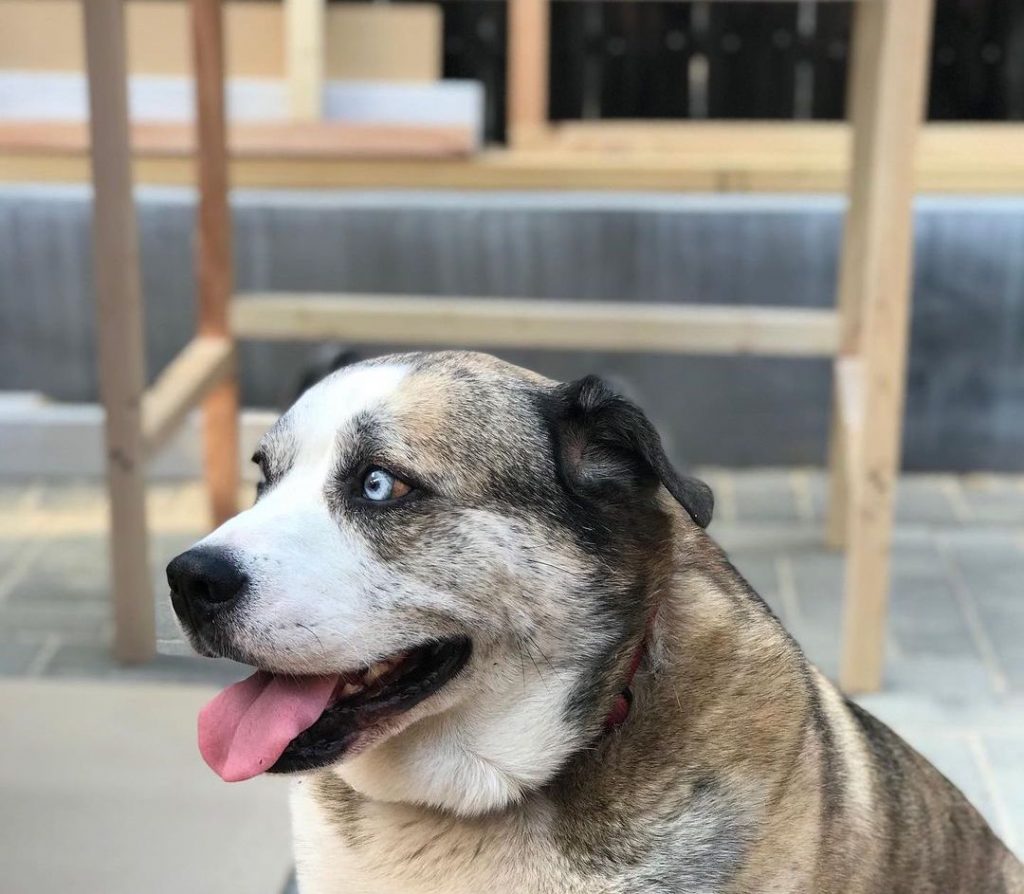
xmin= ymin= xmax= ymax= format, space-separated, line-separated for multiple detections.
xmin=551 ymin=375 xmax=713 ymax=528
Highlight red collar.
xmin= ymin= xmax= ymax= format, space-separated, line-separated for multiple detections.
xmin=603 ymin=610 xmax=656 ymax=731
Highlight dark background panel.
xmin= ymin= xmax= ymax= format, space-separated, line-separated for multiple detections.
xmin=704 ymin=2 xmax=800 ymax=118
xmin=419 ymin=0 xmax=1024 ymax=143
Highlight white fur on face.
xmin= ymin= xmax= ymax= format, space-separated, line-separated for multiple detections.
xmin=194 ymin=362 xmax=413 ymax=672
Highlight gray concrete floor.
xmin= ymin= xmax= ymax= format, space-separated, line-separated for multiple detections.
xmin=0 ymin=678 xmax=293 ymax=894
xmin=1 ymin=469 xmax=1022 ymax=883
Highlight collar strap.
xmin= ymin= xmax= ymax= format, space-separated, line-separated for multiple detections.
xmin=603 ymin=608 xmax=657 ymax=731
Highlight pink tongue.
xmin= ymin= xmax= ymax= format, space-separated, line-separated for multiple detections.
xmin=198 ymin=672 xmax=340 ymax=782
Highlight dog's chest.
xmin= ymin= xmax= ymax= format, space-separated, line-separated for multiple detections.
xmin=290 ymin=781 xmax=580 ymax=894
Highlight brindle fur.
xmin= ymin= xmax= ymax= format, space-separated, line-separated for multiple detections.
xmin=202 ymin=351 xmax=1022 ymax=893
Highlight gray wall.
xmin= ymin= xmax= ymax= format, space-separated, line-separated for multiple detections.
xmin=2 ymin=186 xmax=1023 ymax=471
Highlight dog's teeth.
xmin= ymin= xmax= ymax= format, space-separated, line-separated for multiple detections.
xmin=364 ymin=661 xmax=389 ymax=683
xmin=339 ymin=681 xmax=362 ymax=697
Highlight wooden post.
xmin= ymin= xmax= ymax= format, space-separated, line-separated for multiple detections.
xmin=83 ymin=0 xmax=156 ymax=663
xmin=286 ymin=0 xmax=325 ymax=120
xmin=839 ymin=0 xmax=935 ymax=694
xmin=191 ymin=0 xmax=239 ymax=527
xmin=825 ymin=0 xmax=881 ymax=550
xmin=507 ymin=0 xmax=549 ymax=148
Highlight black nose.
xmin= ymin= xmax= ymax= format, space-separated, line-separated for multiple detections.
xmin=166 ymin=547 xmax=248 ymax=615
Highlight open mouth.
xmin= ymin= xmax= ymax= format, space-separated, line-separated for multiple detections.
xmin=198 ymin=637 xmax=472 ymax=781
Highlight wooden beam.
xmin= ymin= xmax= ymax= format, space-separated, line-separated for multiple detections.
xmin=0 ymin=121 xmax=475 ymax=158
xmin=4 ymin=122 xmax=1023 ymax=193
xmin=285 ymin=0 xmax=324 ymax=120
xmin=231 ymin=293 xmax=841 ymax=357
xmin=82 ymin=0 xmax=155 ymax=664
xmin=839 ymin=0 xmax=935 ymax=695
xmin=141 ymin=336 xmax=236 ymax=458
xmin=827 ymin=0 xmax=880 ymax=550
xmin=191 ymin=0 xmax=239 ymax=527
xmin=507 ymin=0 xmax=549 ymax=148
xmin=0 ymin=1 xmax=441 ymax=80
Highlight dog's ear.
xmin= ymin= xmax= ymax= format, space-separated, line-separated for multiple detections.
xmin=550 ymin=375 xmax=713 ymax=528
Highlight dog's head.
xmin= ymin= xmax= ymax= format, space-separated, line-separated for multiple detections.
xmin=169 ymin=351 xmax=711 ymax=814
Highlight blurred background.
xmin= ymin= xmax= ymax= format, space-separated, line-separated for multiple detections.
xmin=0 ymin=1 xmax=1022 ymax=891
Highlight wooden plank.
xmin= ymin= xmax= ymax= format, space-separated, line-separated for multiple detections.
xmin=507 ymin=0 xmax=550 ymax=148
xmin=826 ymin=0 xmax=879 ymax=550
xmin=325 ymin=4 xmax=441 ymax=81
xmin=0 ymin=1 xmax=439 ymax=80
xmin=82 ymin=0 xmax=155 ymax=664
xmin=4 ymin=122 xmax=1022 ymax=192
xmin=231 ymin=293 xmax=841 ymax=357
xmin=542 ymin=120 xmax=849 ymax=154
xmin=839 ymin=0 xmax=935 ymax=695
xmin=191 ymin=0 xmax=239 ymax=527
xmin=0 ymin=122 xmax=474 ymax=158
xmin=0 ymin=0 xmax=282 ymax=77
xmin=286 ymin=0 xmax=324 ymax=121
xmin=141 ymin=336 xmax=236 ymax=458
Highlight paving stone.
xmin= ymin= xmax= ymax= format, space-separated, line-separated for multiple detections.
xmin=787 ymin=550 xmax=844 ymax=627
xmin=804 ymin=472 xmax=829 ymax=523
xmin=43 ymin=642 xmax=250 ymax=687
xmin=887 ymin=572 xmax=977 ymax=661
xmin=946 ymin=541 xmax=1024 ymax=606
xmin=32 ymin=480 xmax=105 ymax=511
xmin=6 ymin=535 xmax=110 ymax=605
xmin=890 ymin=539 xmax=949 ymax=577
xmin=894 ymin=476 xmax=962 ymax=525
xmin=0 ymin=600 xmax=109 ymax=640
xmin=982 ymin=735 xmax=1024 ymax=855
xmin=0 ymin=536 xmax=31 ymax=573
xmin=939 ymin=538 xmax=1024 ymax=694
xmin=886 ymin=654 xmax=1000 ymax=707
xmin=0 ymin=638 xmax=46 ymax=675
xmin=983 ymin=620 xmax=1024 ymax=694
xmin=958 ymin=477 xmax=1024 ymax=525
xmin=731 ymin=470 xmax=801 ymax=523
xmin=856 ymin=689 xmax=1024 ymax=735
xmin=0 ymin=482 xmax=38 ymax=513
xmin=0 ymin=679 xmax=293 ymax=894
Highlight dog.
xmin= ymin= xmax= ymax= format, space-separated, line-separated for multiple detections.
xmin=168 ymin=350 xmax=1023 ymax=894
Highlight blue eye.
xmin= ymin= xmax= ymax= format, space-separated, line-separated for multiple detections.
xmin=362 ymin=468 xmax=395 ymax=501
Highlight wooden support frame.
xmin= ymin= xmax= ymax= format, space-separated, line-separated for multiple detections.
xmin=81 ymin=0 xmax=933 ymax=686
xmin=192 ymin=0 xmax=240 ymax=527
xmin=506 ymin=0 xmax=888 ymax=153
xmin=285 ymin=0 xmax=325 ymax=121
xmin=232 ymin=294 xmax=840 ymax=358
xmin=832 ymin=0 xmax=936 ymax=694
xmin=83 ymin=0 xmax=155 ymax=664
xmin=82 ymin=0 xmax=241 ymax=662
xmin=141 ymin=336 xmax=235 ymax=458
xmin=504 ymin=0 xmax=934 ymax=693
xmin=507 ymin=0 xmax=549 ymax=148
